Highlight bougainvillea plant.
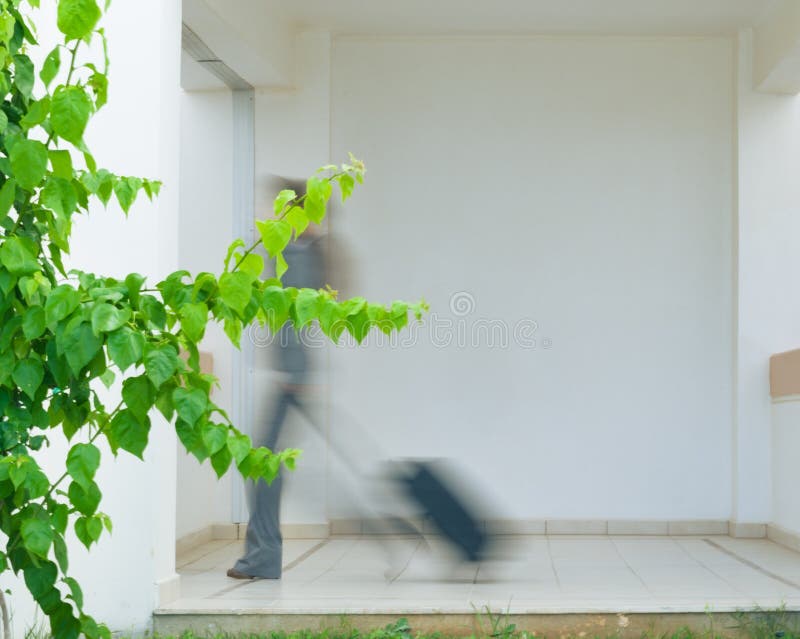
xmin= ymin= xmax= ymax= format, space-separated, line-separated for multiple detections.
xmin=0 ymin=1 xmax=426 ymax=637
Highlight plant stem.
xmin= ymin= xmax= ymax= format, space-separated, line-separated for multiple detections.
xmin=43 ymin=400 xmax=123 ymax=501
xmin=64 ymin=43 xmax=80 ymax=87
xmin=0 ymin=589 xmax=9 ymax=639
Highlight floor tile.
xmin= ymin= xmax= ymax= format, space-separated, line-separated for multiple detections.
xmin=167 ymin=534 xmax=800 ymax=614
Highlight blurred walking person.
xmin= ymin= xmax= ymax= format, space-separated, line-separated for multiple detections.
xmin=227 ymin=180 xmax=326 ymax=580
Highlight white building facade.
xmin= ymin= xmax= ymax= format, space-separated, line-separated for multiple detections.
xmin=5 ymin=0 xmax=800 ymax=635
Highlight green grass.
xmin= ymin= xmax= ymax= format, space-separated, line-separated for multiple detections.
xmin=16 ymin=607 xmax=800 ymax=639
xmin=144 ymin=609 xmax=800 ymax=639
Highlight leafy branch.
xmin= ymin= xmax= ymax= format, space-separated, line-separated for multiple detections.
xmin=0 ymin=1 xmax=425 ymax=638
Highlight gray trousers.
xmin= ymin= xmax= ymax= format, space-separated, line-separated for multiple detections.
xmin=233 ymin=389 xmax=301 ymax=578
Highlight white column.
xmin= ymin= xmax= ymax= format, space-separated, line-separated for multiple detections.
xmin=152 ymin=0 xmax=183 ymax=606
xmin=732 ymin=29 xmax=800 ymax=532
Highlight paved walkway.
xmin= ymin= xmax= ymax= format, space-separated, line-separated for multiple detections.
xmin=161 ymin=535 xmax=800 ymax=614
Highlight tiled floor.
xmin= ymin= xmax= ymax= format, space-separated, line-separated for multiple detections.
xmin=161 ymin=535 xmax=800 ymax=614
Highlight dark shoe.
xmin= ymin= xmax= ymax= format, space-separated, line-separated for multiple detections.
xmin=226 ymin=568 xmax=255 ymax=580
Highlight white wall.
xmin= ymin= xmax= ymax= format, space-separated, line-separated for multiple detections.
xmin=735 ymin=30 xmax=800 ymax=528
xmin=176 ymin=87 xmax=236 ymax=539
xmin=773 ymin=399 xmax=800 ymax=534
xmin=0 ymin=1 xmax=182 ymax=637
xmin=328 ymin=36 xmax=735 ymax=520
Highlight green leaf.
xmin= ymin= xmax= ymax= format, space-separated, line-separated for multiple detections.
xmin=367 ymin=303 xmax=390 ymax=334
xmin=319 ymin=298 xmax=346 ymax=342
xmin=201 ymin=422 xmax=228 ymax=456
xmin=113 ymin=176 xmax=137 ymax=214
xmin=8 ymin=458 xmax=28 ymax=488
xmin=81 ymin=169 xmax=114 ymax=205
xmin=305 ymin=176 xmax=332 ymax=223
xmin=257 ymin=219 xmax=292 ymax=258
xmin=49 ymin=151 xmax=73 ymax=181
xmin=294 ymin=288 xmax=321 ymax=329
xmin=223 ymin=317 xmax=242 ymax=347
xmin=66 ymin=443 xmax=100 ymax=489
xmin=99 ymin=368 xmax=115 ymax=388
xmin=0 ymin=350 xmax=13 ymax=386
xmin=0 ymin=236 xmax=39 ymax=276
xmin=45 ymin=285 xmax=80 ymax=324
xmin=80 ymin=615 xmax=110 ymax=639
xmin=90 ymin=302 xmax=129 ymax=334
xmin=99 ymin=512 xmax=112 ymax=534
xmin=178 ymin=302 xmax=208 ymax=342
xmin=280 ymin=448 xmax=301 ymax=470
xmin=68 ymin=480 xmax=101 ymax=516
xmin=390 ymin=301 xmax=409 ymax=332
xmin=24 ymin=467 xmax=50 ymax=499
xmin=124 ymin=272 xmax=145 ymax=308
xmin=223 ymin=239 xmax=245 ymax=272
xmin=10 ymin=138 xmax=48 ymax=191
xmin=238 ymin=253 xmax=264 ymax=279
xmin=0 ymin=111 xmax=8 ymax=134
xmin=285 ymin=206 xmax=309 ymax=237
xmin=144 ymin=344 xmax=178 ymax=388
xmin=276 ymin=252 xmax=288 ymax=279
xmin=227 ymin=432 xmax=252 ymax=465
xmin=121 ymin=375 xmax=155 ymax=421
xmin=84 ymin=151 xmax=97 ymax=173
xmin=262 ymin=286 xmax=291 ymax=333
xmin=51 ymin=86 xmax=93 ymax=145
xmin=107 ymin=326 xmax=144 ymax=372
xmin=0 ymin=178 xmax=16 ymax=222
xmin=49 ymin=217 xmax=72 ymax=254
xmin=63 ymin=577 xmax=84 ymax=609
xmin=22 ymin=306 xmax=46 ymax=340
xmin=20 ymin=97 xmax=50 ymax=130
xmin=146 ymin=180 xmax=161 ymax=197
xmin=347 ymin=307 xmax=371 ymax=344
xmin=60 ymin=320 xmax=102 ymax=375
xmin=13 ymin=54 xmax=34 ymax=99
xmin=0 ymin=13 xmax=13 ymax=44
xmin=57 ymin=0 xmax=101 ymax=41
xmin=18 ymin=276 xmax=40 ymax=304
xmin=21 ymin=519 xmax=52 ymax=558
xmin=23 ymin=561 xmax=57 ymax=598
xmin=108 ymin=410 xmax=150 ymax=459
xmin=13 ymin=358 xmax=44 ymax=400
xmin=53 ymin=534 xmax=69 ymax=572
xmin=210 ymin=445 xmax=233 ymax=478
xmin=41 ymin=176 xmax=78 ymax=218
xmin=406 ymin=299 xmax=431 ymax=322
xmin=50 ymin=503 xmax=69 ymax=536
xmin=173 ymin=387 xmax=207 ymax=427
xmin=155 ymin=381 xmax=176 ymax=421
xmin=88 ymin=71 xmax=108 ymax=109
xmin=175 ymin=419 xmax=207 ymax=461
xmin=74 ymin=515 xmax=102 ymax=549
xmin=338 ymin=173 xmax=355 ymax=201
xmin=273 ymin=189 xmax=296 ymax=214
xmin=249 ymin=451 xmax=280 ymax=483
xmin=41 ymin=45 xmax=61 ymax=88
xmin=219 ymin=271 xmax=253 ymax=316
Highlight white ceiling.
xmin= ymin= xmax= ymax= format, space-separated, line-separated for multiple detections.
xmin=212 ymin=0 xmax=782 ymax=36
xmin=182 ymin=0 xmax=789 ymax=90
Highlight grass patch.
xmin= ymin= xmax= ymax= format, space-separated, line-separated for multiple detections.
xmin=148 ymin=609 xmax=800 ymax=639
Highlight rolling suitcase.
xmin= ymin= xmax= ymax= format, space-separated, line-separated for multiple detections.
xmin=295 ymin=401 xmax=489 ymax=563
xmin=393 ymin=459 xmax=488 ymax=563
